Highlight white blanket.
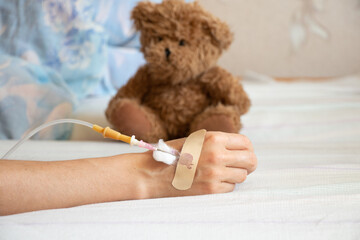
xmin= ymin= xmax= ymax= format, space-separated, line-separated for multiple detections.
xmin=1 ymin=74 xmax=359 ymax=239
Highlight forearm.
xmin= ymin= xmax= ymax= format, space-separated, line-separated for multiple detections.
xmin=0 ymin=154 xmax=149 ymax=215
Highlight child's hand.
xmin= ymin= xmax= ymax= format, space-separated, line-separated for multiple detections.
xmin=142 ymin=132 xmax=257 ymax=198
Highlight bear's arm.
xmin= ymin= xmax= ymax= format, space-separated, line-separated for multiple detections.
xmin=199 ymin=66 xmax=251 ymax=114
xmin=114 ymin=65 xmax=150 ymax=101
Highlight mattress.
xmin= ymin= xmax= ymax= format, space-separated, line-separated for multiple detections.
xmin=0 ymin=74 xmax=359 ymax=240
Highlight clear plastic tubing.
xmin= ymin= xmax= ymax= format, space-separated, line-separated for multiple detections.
xmin=1 ymin=119 xmax=93 ymax=160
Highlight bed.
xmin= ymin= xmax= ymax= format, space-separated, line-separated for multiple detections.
xmin=1 ymin=74 xmax=359 ymax=239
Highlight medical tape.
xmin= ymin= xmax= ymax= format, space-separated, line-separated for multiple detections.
xmin=172 ymin=129 xmax=207 ymax=190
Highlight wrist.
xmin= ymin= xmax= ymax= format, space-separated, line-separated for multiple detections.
xmin=93 ymin=153 xmax=150 ymax=201
xmin=136 ymin=151 xmax=177 ymax=199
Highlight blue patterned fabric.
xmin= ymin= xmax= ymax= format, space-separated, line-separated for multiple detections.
xmin=0 ymin=54 xmax=76 ymax=140
xmin=94 ymin=0 xmax=163 ymax=47
xmin=0 ymin=0 xmax=107 ymax=139
xmin=0 ymin=0 xmax=107 ymax=99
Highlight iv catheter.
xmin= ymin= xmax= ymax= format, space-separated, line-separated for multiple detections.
xmin=1 ymin=119 xmax=178 ymax=160
xmin=91 ymin=124 xmax=176 ymax=155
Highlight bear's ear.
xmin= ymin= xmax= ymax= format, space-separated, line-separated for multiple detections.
xmin=131 ymin=1 xmax=156 ymax=31
xmin=202 ymin=17 xmax=233 ymax=50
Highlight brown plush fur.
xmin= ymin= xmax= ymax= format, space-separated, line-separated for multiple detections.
xmin=106 ymin=0 xmax=251 ymax=142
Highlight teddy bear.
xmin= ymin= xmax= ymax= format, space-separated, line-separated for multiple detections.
xmin=105 ymin=0 xmax=251 ymax=143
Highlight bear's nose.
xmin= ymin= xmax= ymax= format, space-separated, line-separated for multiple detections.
xmin=165 ymin=48 xmax=171 ymax=58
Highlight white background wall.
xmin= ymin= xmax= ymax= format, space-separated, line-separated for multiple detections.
xmin=199 ymin=0 xmax=360 ymax=77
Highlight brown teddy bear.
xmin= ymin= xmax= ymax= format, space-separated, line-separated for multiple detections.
xmin=106 ymin=0 xmax=250 ymax=142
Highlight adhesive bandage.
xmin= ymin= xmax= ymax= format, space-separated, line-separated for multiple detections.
xmin=172 ymin=129 xmax=207 ymax=190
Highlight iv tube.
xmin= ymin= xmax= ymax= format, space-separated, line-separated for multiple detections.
xmin=1 ymin=119 xmax=93 ymax=159
xmin=1 ymin=118 xmax=178 ymax=160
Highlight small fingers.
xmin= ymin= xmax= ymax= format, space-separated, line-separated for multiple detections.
xmin=197 ymin=180 xmax=235 ymax=195
xmin=224 ymin=150 xmax=258 ymax=174
xmin=206 ymin=182 xmax=235 ymax=194
xmin=225 ymin=133 xmax=254 ymax=151
xmin=222 ymin=167 xmax=248 ymax=184
xmin=220 ymin=182 xmax=236 ymax=193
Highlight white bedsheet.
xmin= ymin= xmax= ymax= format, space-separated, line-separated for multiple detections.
xmin=1 ymin=74 xmax=359 ymax=239
xmin=241 ymin=73 xmax=360 ymax=143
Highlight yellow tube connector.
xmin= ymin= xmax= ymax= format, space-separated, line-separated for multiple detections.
xmin=92 ymin=124 xmax=132 ymax=144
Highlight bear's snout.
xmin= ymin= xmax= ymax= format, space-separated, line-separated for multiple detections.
xmin=165 ymin=48 xmax=171 ymax=59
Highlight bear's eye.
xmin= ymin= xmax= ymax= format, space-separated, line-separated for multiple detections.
xmin=157 ymin=37 xmax=163 ymax=42
xmin=179 ymin=39 xmax=186 ymax=46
